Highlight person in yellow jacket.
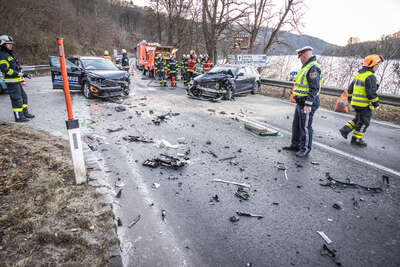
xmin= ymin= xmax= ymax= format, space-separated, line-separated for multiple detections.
xmin=282 ymin=46 xmax=322 ymax=157
xmin=339 ymin=54 xmax=383 ymax=147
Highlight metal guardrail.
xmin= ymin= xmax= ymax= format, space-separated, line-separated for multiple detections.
xmin=261 ymin=78 xmax=400 ymax=107
xmin=22 ymin=65 xmax=50 ymax=72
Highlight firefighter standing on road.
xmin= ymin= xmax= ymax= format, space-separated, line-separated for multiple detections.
xmin=339 ymin=54 xmax=383 ymax=147
xmin=283 ymin=46 xmax=322 ymax=157
xmin=159 ymin=57 xmax=167 ymax=87
xmin=121 ymin=49 xmax=130 ymax=73
xmin=168 ymin=56 xmax=178 ymax=87
xmin=104 ymin=50 xmax=112 ymax=61
xmin=0 ymin=35 xmax=35 ymax=122
xmin=185 ymin=51 xmax=196 ymax=86
xmin=202 ymin=55 xmax=213 ymax=73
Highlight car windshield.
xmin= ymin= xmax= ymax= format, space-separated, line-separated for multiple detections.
xmin=208 ymin=66 xmax=238 ymax=75
xmin=81 ymin=58 xmax=119 ymax=71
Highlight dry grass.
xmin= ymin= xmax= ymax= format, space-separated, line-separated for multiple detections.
xmin=0 ymin=121 xmax=118 ymax=266
xmin=260 ymin=85 xmax=400 ymax=125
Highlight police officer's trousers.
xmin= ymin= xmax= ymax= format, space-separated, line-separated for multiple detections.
xmin=291 ymin=97 xmax=320 ymax=152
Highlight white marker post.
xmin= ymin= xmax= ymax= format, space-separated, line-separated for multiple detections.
xmin=57 ymin=37 xmax=87 ymax=184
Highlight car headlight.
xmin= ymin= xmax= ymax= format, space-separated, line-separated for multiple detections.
xmin=215 ymin=82 xmax=220 ymax=90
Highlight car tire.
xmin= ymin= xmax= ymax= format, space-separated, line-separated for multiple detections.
xmin=83 ymin=82 xmax=93 ymax=99
xmin=224 ymin=87 xmax=233 ymax=100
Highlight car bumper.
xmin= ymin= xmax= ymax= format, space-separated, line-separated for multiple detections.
xmin=91 ymin=84 xmax=130 ymax=98
xmin=195 ymin=85 xmax=227 ymax=94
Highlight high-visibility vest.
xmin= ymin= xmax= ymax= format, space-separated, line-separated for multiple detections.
xmin=350 ymin=71 xmax=379 ymax=107
xmin=187 ymin=59 xmax=196 ymax=72
xmin=202 ymin=60 xmax=212 ymax=72
xmin=293 ymin=60 xmax=322 ymax=98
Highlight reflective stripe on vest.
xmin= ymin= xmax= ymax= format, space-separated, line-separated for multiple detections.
xmin=4 ymin=77 xmax=23 ymax=83
xmin=351 ymin=71 xmax=379 ymax=107
xmin=293 ymin=61 xmax=322 ymax=97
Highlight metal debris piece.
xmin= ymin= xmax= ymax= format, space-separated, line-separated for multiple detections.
xmin=311 ymin=161 xmax=320 ymax=165
xmin=317 ymin=231 xmax=332 ymax=244
xmin=123 ymin=135 xmax=154 ymax=143
xmin=128 ymin=215 xmax=141 ymax=228
xmin=115 ymin=189 xmax=122 ymax=198
xmin=272 ymin=202 xmax=279 ymax=206
xmin=244 ymin=121 xmax=279 ymax=136
xmin=152 ymin=183 xmax=160 ymax=189
xmin=229 ymin=216 xmax=240 ymax=223
xmin=212 ymin=178 xmax=250 ymax=188
xmin=219 ymin=155 xmax=237 ymax=161
xmin=332 ymin=202 xmax=342 ymax=210
xmin=320 ymin=173 xmax=389 ymax=193
xmin=320 ymin=244 xmax=342 ymax=266
xmin=177 ymin=137 xmax=186 ymax=144
xmin=107 ymin=127 xmax=124 ymax=133
xmin=236 ymin=212 xmax=264 ymax=219
xmin=143 ymin=154 xmax=187 ymax=169
xmin=115 ymin=106 xmax=126 ymax=112
xmin=235 ymin=187 xmax=250 ymax=200
xmin=212 ymin=195 xmax=220 ymax=202
xmin=207 ymin=150 xmax=218 ymax=158
xmin=206 ymin=140 xmax=212 ymax=145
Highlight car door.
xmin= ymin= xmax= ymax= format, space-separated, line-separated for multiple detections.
xmin=244 ymin=67 xmax=257 ymax=91
xmin=235 ymin=67 xmax=247 ymax=93
xmin=48 ymin=56 xmax=83 ymax=90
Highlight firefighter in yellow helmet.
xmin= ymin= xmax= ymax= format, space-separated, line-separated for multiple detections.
xmin=339 ymin=54 xmax=384 ymax=147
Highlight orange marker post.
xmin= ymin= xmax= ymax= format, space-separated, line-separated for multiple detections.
xmin=57 ymin=37 xmax=87 ymax=184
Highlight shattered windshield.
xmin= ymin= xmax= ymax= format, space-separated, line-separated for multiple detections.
xmin=81 ymin=58 xmax=119 ymax=71
xmin=208 ymin=66 xmax=238 ymax=76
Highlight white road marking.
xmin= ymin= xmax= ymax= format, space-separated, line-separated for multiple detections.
xmin=242 ymin=118 xmax=400 ymax=178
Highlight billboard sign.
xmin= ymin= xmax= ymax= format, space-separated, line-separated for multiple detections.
xmin=227 ymin=54 xmax=267 ymax=67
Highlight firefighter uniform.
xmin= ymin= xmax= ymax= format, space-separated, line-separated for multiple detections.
xmin=185 ymin=56 xmax=196 ymax=86
xmin=121 ymin=50 xmax=130 ymax=72
xmin=202 ymin=58 xmax=213 ymax=73
xmin=284 ymin=46 xmax=321 ymax=157
xmin=0 ymin=35 xmax=34 ymax=122
xmin=168 ymin=58 xmax=178 ymax=87
xmin=339 ymin=54 xmax=383 ymax=147
xmin=181 ymin=57 xmax=188 ymax=83
xmin=155 ymin=57 xmax=161 ymax=80
xmin=159 ymin=59 xmax=167 ymax=86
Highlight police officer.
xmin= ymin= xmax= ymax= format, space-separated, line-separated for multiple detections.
xmin=339 ymin=54 xmax=383 ymax=147
xmin=283 ymin=46 xmax=322 ymax=157
xmin=0 ymin=35 xmax=34 ymax=122
xmin=168 ymin=56 xmax=178 ymax=87
xmin=121 ymin=49 xmax=130 ymax=73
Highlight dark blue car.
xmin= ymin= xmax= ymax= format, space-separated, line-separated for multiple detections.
xmin=49 ymin=56 xmax=131 ymax=98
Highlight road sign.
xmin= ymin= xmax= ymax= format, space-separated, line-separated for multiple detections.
xmin=227 ymin=54 xmax=267 ymax=67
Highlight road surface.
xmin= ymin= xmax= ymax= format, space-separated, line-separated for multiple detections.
xmin=1 ymin=74 xmax=399 ymax=267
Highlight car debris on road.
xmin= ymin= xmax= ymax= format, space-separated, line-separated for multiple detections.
xmin=320 ymin=244 xmax=341 ymax=266
xmin=321 ymin=173 xmax=390 ymax=193
xmin=212 ymin=178 xmax=250 ymax=188
xmin=317 ymin=231 xmax=333 ymax=244
xmin=236 ymin=212 xmax=264 ymax=219
xmin=128 ymin=215 xmax=141 ymax=228
xmin=235 ymin=187 xmax=250 ymax=200
xmin=123 ymin=135 xmax=154 ymax=143
xmin=143 ymin=154 xmax=188 ymax=169
xmin=115 ymin=106 xmax=126 ymax=112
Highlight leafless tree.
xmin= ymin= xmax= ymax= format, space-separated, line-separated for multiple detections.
xmin=201 ymin=0 xmax=248 ymax=62
xmin=262 ymin=0 xmax=304 ymax=54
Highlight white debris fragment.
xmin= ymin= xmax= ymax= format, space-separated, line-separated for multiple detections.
xmin=212 ymin=178 xmax=250 ymax=188
xmin=317 ymin=231 xmax=332 ymax=244
xmin=154 ymin=139 xmax=180 ymax=149
xmin=152 ymin=183 xmax=161 ymax=189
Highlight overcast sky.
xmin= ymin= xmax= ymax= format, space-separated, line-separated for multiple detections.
xmin=133 ymin=0 xmax=400 ymax=46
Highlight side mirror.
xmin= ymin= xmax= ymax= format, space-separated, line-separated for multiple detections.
xmin=71 ymin=66 xmax=80 ymax=72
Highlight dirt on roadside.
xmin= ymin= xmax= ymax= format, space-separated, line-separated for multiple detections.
xmin=0 ymin=121 xmax=119 ymax=266
xmin=261 ymin=85 xmax=400 ymax=125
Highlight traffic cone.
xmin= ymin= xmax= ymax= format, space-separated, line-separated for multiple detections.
xmin=335 ymin=89 xmax=349 ymax=113
xmin=289 ymin=83 xmax=296 ymax=103
xmin=171 ymin=76 xmax=176 ymax=87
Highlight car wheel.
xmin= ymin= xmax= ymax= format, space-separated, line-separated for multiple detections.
xmin=224 ymin=87 xmax=233 ymax=100
xmin=83 ymin=82 xmax=93 ymax=99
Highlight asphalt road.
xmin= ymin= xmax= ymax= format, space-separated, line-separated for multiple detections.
xmin=1 ymin=74 xmax=399 ymax=267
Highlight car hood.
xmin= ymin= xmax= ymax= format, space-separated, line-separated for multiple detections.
xmin=88 ymin=70 xmax=128 ymax=80
xmin=194 ymin=72 xmax=234 ymax=83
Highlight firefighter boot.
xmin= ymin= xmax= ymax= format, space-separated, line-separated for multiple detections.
xmin=339 ymin=125 xmax=352 ymax=139
xmin=23 ymin=107 xmax=35 ymax=119
xmin=14 ymin=111 xmax=29 ymax=123
xmin=351 ymin=137 xmax=367 ymax=147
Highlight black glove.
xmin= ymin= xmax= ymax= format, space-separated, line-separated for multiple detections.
xmin=23 ymin=73 xmax=32 ymax=79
